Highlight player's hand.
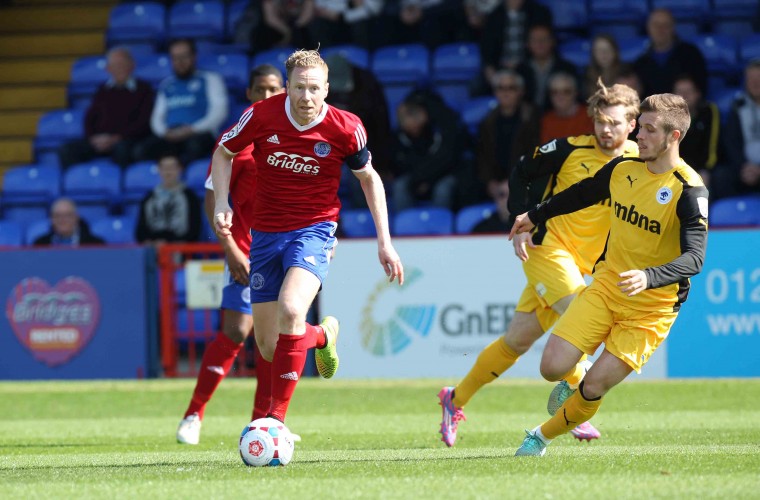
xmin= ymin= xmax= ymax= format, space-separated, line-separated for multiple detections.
xmin=618 ymin=269 xmax=648 ymax=296
xmin=214 ymin=205 xmax=233 ymax=238
xmin=512 ymin=231 xmax=535 ymax=262
xmin=508 ymin=212 xmax=535 ymax=241
xmin=224 ymin=242 xmax=250 ymax=285
xmin=379 ymin=243 xmax=404 ymax=285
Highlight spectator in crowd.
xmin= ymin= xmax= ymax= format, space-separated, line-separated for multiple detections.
xmin=476 ymin=70 xmax=541 ymax=199
xmin=58 ymin=47 xmax=154 ymax=168
xmin=583 ymin=34 xmax=624 ymax=100
xmin=32 ymin=198 xmax=105 ymax=247
xmin=463 ymin=0 xmax=501 ymax=40
xmin=135 ymin=154 xmax=201 ymax=244
xmin=134 ymin=39 xmax=228 ymax=165
xmin=471 ymin=177 xmax=512 ymax=234
xmin=633 ymin=8 xmax=707 ymax=97
xmin=713 ymin=60 xmax=760 ymax=199
xmin=308 ymin=0 xmax=384 ymax=50
xmin=516 ymin=24 xmax=578 ymax=113
xmin=324 ymin=53 xmax=392 ymax=207
xmin=391 ymin=89 xmax=468 ymax=212
xmin=250 ymin=0 xmax=315 ymax=53
xmin=540 ymin=72 xmax=593 ymax=144
xmin=476 ymin=0 xmax=553 ymax=95
xmin=615 ymin=64 xmax=645 ymax=141
xmin=386 ymin=0 xmax=467 ymax=49
xmin=673 ymin=74 xmax=720 ymax=192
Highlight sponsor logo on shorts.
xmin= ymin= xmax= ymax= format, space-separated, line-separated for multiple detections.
xmin=536 ymin=283 xmax=547 ymax=297
xmin=251 ymin=273 xmax=265 ymax=290
xmin=266 ymin=152 xmax=320 ymax=175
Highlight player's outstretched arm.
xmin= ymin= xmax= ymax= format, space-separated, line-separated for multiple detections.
xmin=354 ymin=166 xmax=404 ymax=285
xmin=210 ymin=147 xmax=235 ymax=237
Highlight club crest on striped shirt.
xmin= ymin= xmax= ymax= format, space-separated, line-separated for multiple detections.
xmin=313 ymin=142 xmax=331 ymax=157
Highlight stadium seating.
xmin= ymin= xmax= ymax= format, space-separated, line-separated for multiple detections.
xmin=739 ymin=34 xmax=760 ymax=65
xmin=185 ymin=157 xmax=210 ymax=194
xmin=383 ymin=84 xmax=416 ymax=130
xmin=394 ymin=207 xmax=453 ymax=236
xmin=226 ymin=0 xmax=249 ymax=40
xmin=68 ymin=56 xmax=108 ymax=103
xmin=686 ymin=35 xmax=739 ymax=77
xmin=371 ymin=44 xmax=430 ymax=85
xmin=123 ymin=161 xmax=159 ymax=203
xmin=107 ymin=2 xmax=166 ymax=48
xmin=1 ymin=164 xmax=61 ymax=206
xmin=617 ymin=36 xmax=649 ymax=63
xmin=133 ymin=53 xmax=172 ymax=88
xmin=198 ymin=53 xmax=249 ymax=97
xmin=168 ymin=0 xmax=225 ymax=42
xmin=434 ymin=84 xmax=470 ymax=113
xmin=455 ymin=203 xmax=496 ymax=234
xmin=34 ymin=109 xmax=85 ymax=156
xmin=461 ymin=96 xmax=497 ymax=136
xmin=711 ymin=87 xmax=742 ymax=122
xmin=1 ymin=206 xmax=48 ymax=227
xmin=322 ymin=45 xmax=370 ymax=69
xmin=650 ymin=0 xmax=711 ymax=22
xmin=250 ymin=46 xmax=295 ymax=76
xmin=537 ymin=0 xmax=588 ymax=36
xmin=62 ymin=160 xmax=121 ymax=204
xmin=340 ymin=208 xmax=377 ymax=238
xmin=432 ymin=42 xmax=480 ymax=83
xmin=24 ymin=219 xmax=50 ymax=245
xmin=712 ymin=20 xmax=755 ymax=38
xmin=0 ymin=220 xmax=23 ymax=247
xmin=77 ymin=205 xmax=112 ymax=224
xmin=712 ymin=0 xmax=758 ymax=19
xmin=710 ymin=196 xmax=760 ymax=227
xmin=588 ymin=0 xmax=649 ymax=23
xmin=558 ymin=38 xmax=591 ymax=70
xmin=91 ymin=216 xmax=137 ymax=244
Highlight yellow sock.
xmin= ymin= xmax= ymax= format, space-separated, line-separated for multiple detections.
xmin=562 ymin=354 xmax=589 ymax=389
xmin=540 ymin=388 xmax=602 ymax=440
xmin=452 ymin=339 xmax=519 ymax=407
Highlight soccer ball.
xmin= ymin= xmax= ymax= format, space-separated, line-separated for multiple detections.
xmin=239 ymin=417 xmax=295 ymax=467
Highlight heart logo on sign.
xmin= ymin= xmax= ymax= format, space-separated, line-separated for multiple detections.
xmin=5 ymin=277 xmax=101 ymax=367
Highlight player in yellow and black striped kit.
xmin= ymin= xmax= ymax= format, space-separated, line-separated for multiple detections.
xmin=437 ymin=81 xmax=641 ymax=446
xmin=511 ymin=93 xmax=708 ymax=456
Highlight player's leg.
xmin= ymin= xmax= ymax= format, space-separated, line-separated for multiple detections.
xmin=177 ymin=276 xmax=252 ymax=445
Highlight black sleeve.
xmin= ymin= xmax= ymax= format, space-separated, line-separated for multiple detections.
xmin=135 ymin=195 xmax=151 ymax=243
xmin=507 ymin=139 xmax=571 ymax=226
xmin=722 ymin=104 xmax=745 ymax=170
xmin=644 ymin=185 xmax=708 ymax=288
xmin=185 ymin=189 xmax=202 ymax=242
xmin=528 ymin=156 xmax=620 ymax=225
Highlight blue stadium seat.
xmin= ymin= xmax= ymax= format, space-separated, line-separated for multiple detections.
xmin=2 ymin=164 xmax=61 ymax=205
xmin=168 ymin=0 xmax=225 ymax=41
xmin=250 ymin=46 xmax=295 ymax=76
xmin=198 ymin=53 xmax=249 ymax=97
xmin=461 ymin=96 xmax=497 ymax=136
xmin=650 ymin=0 xmax=711 ymax=22
xmin=558 ymin=38 xmax=591 ymax=70
xmin=394 ymin=207 xmax=453 ymax=236
xmin=0 ymin=220 xmax=23 ymax=247
xmin=34 ymin=109 xmax=85 ymax=155
xmin=226 ymin=0 xmax=249 ymax=39
xmin=686 ymin=34 xmax=738 ymax=76
xmin=588 ymin=0 xmax=648 ymax=23
xmin=710 ymin=196 xmax=760 ymax=227
xmin=1 ymin=206 xmax=48 ymax=227
xmin=739 ymin=34 xmax=760 ymax=65
xmin=371 ymin=44 xmax=430 ymax=85
xmin=24 ymin=219 xmax=50 ymax=245
xmin=712 ymin=0 xmax=758 ymax=19
xmin=63 ymin=160 xmax=121 ymax=204
xmin=107 ymin=2 xmax=166 ymax=47
xmin=617 ymin=36 xmax=649 ymax=63
xmin=322 ymin=44 xmax=370 ymax=69
xmin=537 ymin=0 xmax=588 ymax=34
xmin=710 ymin=87 xmax=742 ymax=123
xmin=432 ymin=42 xmax=480 ymax=83
xmin=712 ymin=20 xmax=755 ymax=38
xmin=455 ymin=203 xmax=497 ymax=234
xmin=340 ymin=208 xmax=377 ymax=238
xmin=123 ymin=161 xmax=159 ymax=203
xmin=133 ymin=53 xmax=172 ymax=88
xmin=68 ymin=56 xmax=108 ymax=102
xmin=91 ymin=216 xmax=137 ymax=244
xmin=223 ymin=99 xmax=250 ymax=131
xmin=185 ymin=157 xmax=210 ymax=194
xmin=434 ymin=83 xmax=470 ymax=113
xmin=588 ymin=23 xmax=642 ymax=40
xmin=77 ymin=205 xmax=111 ymax=224
xmin=383 ymin=84 xmax=416 ymax=130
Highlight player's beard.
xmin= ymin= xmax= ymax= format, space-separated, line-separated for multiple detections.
xmin=596 ymin=132 xmax=625 ymax=152
xmin=639 ymin=137 xmax=669 ymax=161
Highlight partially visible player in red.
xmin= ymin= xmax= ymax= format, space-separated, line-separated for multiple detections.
xmin=177 ymin=65 xmax=285 ymax=445
xmin=211 ymin=49 xmax=404 ymax=426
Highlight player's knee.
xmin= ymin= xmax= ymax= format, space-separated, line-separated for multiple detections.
xmin=277 ymin=300 xmax=305 ymax=329
xmin=223 ymin=325 xmax=248 ymax=344
xmin=578 ymin=378 xmax=606 ymax=400
xmin=539 ymin=358 xmax=566 ymax=382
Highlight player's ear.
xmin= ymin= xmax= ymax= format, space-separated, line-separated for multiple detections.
xmin=325 ymin=81 xmax=329 ymax=96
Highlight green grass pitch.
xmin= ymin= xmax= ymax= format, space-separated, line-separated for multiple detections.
xmin=1 ymin=378 xmax=758 ymax=499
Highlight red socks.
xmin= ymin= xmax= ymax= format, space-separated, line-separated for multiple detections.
xmin=252 ymin=350 xmax=272 ymax=420
xmin=184 ymin=333 xmax=242 ymax=419
xmin=267 ymin=322 xmax=326 ymax=421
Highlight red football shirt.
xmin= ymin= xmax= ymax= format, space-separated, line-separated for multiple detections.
xmin=206 ymin=134 xmax=255 ymax=254
xmin=220 ymin=93 xmax=370 ymax=232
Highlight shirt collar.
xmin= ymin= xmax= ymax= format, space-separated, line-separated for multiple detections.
xmin=106 ymin=77 xmax=137 ymax=91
